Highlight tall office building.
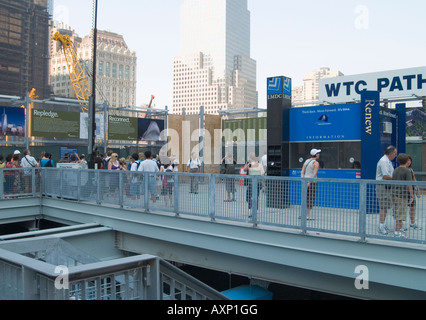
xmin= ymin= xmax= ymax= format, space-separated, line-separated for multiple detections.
xmin=0 ymin=0 xmax=51 ymax=99
xmin=50 ymin=23 xmax=137 ymax=108
xmin=173 ymin=0 xmax=257 ymax=115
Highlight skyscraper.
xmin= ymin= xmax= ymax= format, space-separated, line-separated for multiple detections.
xmin=173 ymin=0 xmax=257 ymax=115
xmin=0 ymin=0 xmax=51 ymax=98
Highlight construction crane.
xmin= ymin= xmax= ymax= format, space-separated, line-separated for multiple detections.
xmin=52 ymin=31 xmax=91 ymax=111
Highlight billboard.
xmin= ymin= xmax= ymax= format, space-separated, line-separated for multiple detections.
xmin=107 ymin=115 xmax=138 ymax=141
xmin=31 ymin=109 xmax=80 ymax=138
xmin=290 ymin=104 xmax=361 ymax=142
xmin=319 ymin=66 xmax=426 ymax=104
xmin=0 ymin=106 xmax=25 ymax=137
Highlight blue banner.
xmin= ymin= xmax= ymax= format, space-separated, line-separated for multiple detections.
xmin=290 ymin=104 xmax=361 ymax=142
xmin=361 ymin=91 xmax=381 ymax=180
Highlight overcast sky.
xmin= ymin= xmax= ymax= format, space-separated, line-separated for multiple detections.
xmin=53 ymin=0 xmax=426 ymax=109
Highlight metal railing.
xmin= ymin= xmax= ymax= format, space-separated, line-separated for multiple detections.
xmin=0 ymin=246 xmax=227 ymax=300
xmin=1 ymin=168 xmax=426 ymax=245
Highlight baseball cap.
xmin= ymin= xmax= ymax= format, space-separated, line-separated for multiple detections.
xmin=13 ymin=150 xmax=21 ymax=155
xmin=310 ymin=149 xmax=322 ymax=157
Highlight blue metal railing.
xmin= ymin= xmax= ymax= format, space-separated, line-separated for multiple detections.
xmin=1 ymin=168 xmax=425 ymax=245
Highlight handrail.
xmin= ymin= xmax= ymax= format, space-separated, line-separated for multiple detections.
xmin=1 ymin=168 xmax=425 ymax=245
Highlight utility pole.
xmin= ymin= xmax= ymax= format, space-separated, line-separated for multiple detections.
xmin=88 ymin=0 xmax=98 ymax=168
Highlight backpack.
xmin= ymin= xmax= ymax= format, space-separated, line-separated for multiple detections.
xmin=44 ymin=160 xmax=53 ymax=168
xmin=103 ymin=158 xmax=110 ymax=169
xmin=225 ymin=163 xmax=235 ymax=174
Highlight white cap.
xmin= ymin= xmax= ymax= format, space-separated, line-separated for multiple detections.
xmin=311 ymin=149 xmax=322 ymax=157
xmin=13 ymin=150 xmax=21 ymax=155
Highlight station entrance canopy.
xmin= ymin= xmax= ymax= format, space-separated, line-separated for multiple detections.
xmin=319 ymin=66 xmax=426 ymax=104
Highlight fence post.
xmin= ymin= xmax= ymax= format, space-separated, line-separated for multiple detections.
xmin=31 ymin=168 xmax=36 ymax=197
xmin=300 ymin=179 xmax=308 ymax=234
xmin=96 ymin=170 xmax=101 ymax=204
xmin=208 ymin=175 xmax=216 ymax=221
xmin=251 ymin=177 xmax=259 ymax=226
xmin=359 ymin=181 xmax=367 ymax=242
xmin=0 ymin=169 xmax=4 ymax=199
xmin=144 ymin=173 xmax=149 ymax=212
xmin=77 ymin=169 xmax=81 ymax=202
xmin=59 ymin=168 xmax=63 ymax=199
xmin=174 ymin=175 xmax=179 ymax=216
xmin=119 ymin=171 xmax=124 ymax=208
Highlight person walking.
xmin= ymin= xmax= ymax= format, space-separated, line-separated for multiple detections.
xmin=187 ymin=152 xmax=201 ymax=194
xmin=376 ymin=146 xmax=397 ymax=235
xmin=301 ymin=149 xmax=322 ymax=220
xmin=392 ymin=154 xmax=414 ymax=237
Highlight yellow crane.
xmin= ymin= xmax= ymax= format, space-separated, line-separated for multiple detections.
xmin=52 ymin=31 xmax=91 ymax=111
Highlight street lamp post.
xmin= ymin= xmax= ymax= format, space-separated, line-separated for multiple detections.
xmin=88 ymin=0 xmax=98 ymax=168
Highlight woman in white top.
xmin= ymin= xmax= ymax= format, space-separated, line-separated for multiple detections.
xmin=244 ymin=153 xmax=264 ymax=214
xmin=301 ymin=149 xmax=321 ymax=220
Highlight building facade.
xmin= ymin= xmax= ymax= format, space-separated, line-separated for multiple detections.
xmin=292 ymin=67 xmax=344 ymax=106
xmin=0 ymin=0 xmax=51 ymax=99
xmin=173 ymin=0 xmax=257 ymax=115
xmin=50 ymin=23 xmax=137 ymax=109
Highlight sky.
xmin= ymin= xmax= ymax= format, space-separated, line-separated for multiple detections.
xmin=53 ymin=0 xmax=426 ymax=109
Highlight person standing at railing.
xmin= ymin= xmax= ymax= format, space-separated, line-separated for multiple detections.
xmin=244 ymin=153 xmax=264 ymax=216
xmin=40 ymin=153 xmax=54 ymax=168
xmin=187 ymin=152 xmax=201 ymax=194
xmin=376 ymin=146 xmax=398 ymax=235
xmin=108 ymin=153 xmax=121 ymax=195
xmin=162 ymin=159 xmax=175 ymax=208
xmin=4 ymin=154 xmax=15 ymax=196
xmin=20 ymin=149 xmax=38 ymax=194
xmin=129 ymin=153 xmax=142 ymax=202
xmin=301 ymin=149 xmax=321 ymax=221
xmin=138 ymin=150 xmax=160 ymax=203
xmin=12 ymin=151 xmax=22 ymax=194
xmin=222 ymin=153 xmax=236 ymax=202
xmin=407 ymin=155 xmax=421 ymax=230
xmin=392 ymin=154 xmax=414 ymax=238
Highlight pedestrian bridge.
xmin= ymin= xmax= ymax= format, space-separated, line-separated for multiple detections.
xmin=0 ymin=168 xmax=425 ymax=300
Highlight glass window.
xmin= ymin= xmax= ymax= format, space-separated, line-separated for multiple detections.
xmin=290 ymin=142 xmax=361 ymax=170
xmin=105 ymin=62 xmax=111 ymax=77
xmin=119 ymin=65 xmax=123 ymax=79
xmin=112 ymin=63 xmax=117 ymax=78
xmin=98 ymin=61 xmax=104 ymax=76
xmin=125 ymin=66 xmax=130 ymax=80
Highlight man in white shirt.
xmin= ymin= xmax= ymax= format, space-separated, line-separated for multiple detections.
xmin=376 ymin=146 xmax=397 ymax=235
xmin=138 ymin=150 xmax=159 ymax=202
xmin=187 ymin=152 xmax=201 ymax=194
xmin=20 ymin=149 xmax=39 ymax=193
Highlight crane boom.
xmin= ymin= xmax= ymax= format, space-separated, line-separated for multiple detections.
xmin=52 ymin=31 xmax=91 ymax=110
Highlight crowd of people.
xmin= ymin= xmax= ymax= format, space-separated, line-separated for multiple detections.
xmin=0 ymin=147 xmax=422 ymax=236
xmin=376 ymin=146 xmax=422 ymax=237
